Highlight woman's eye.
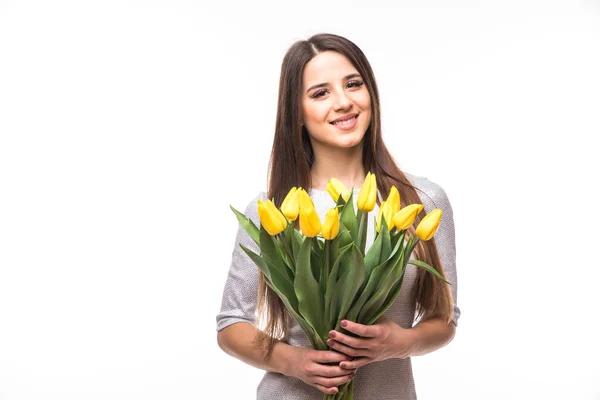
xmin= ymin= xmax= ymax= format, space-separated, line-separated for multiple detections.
xmin=347 ymin=80 xmax=364 ymax=88
xmin=312 ymin=90 xmax=327 ymax=98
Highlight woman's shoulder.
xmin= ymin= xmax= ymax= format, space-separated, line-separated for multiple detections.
xmin=404 ymin=172 xmax=452 ymax=212
xmin=240 ymin=191 xmax=268 ymax=217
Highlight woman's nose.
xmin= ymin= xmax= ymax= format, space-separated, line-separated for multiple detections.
xmin=333 ymin=90 xmax=352 ymax=111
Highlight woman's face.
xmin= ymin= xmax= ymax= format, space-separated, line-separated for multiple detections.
xmin=301 ymin=51 xmax=372 ymax=151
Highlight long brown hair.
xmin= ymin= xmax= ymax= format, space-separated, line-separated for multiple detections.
xmin=257 ymin=33 xmax=453 ymax=356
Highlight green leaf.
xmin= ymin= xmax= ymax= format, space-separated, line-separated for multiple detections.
xmin=339 ymin=191 xmax=357 ymax=242
xmin=364 ymin=226 xmax=383 ymax=277
xmin=241 ymin=243 xmax=325 ymax=350
xmin=380 ymin=223 xmax=392 ymax=264
xmin=240 ymin=243 xmax=271 ymax=278
xmin=324 ymin=243 xmax=353 ymax=329
xmin=356 ymin=210 xmax=368 ymax=256
xmin=408 ymin=259 xmax=450 ymax=284
xmin=291 ymin=227 xmax=303 ymax=259
xmin=259 ymin=226 xmax=293 ymax=282
xmin=294 ymin=236 xmax=324 ymax=336
xmin=345 ymin=255 xmax=395 ymax=323
xmin=332 ymin=244 xmax=365 ymax=330
xmin=230 ymin=205 xmax=259 ymax=244
xmin=355 ymin=238 xmax=406 ymax=324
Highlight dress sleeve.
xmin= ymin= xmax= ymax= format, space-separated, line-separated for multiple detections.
xmin=216 ymin=192 xmax=266 ymax=331
xmin=418 ymin=179 xmax=461 ymax=326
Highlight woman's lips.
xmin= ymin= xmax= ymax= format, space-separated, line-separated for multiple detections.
xmin=331 ymin=115 xmax=358 ymax=131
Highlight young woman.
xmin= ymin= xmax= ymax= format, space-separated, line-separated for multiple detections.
xmin=216 ymin=33 xmax=460 ymax=400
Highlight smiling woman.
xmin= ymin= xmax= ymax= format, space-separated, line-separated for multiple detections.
xmin=301 ymin=52 xmax=372 ymax=153
xmin=216 ymin=33 xmax=459 ymax=400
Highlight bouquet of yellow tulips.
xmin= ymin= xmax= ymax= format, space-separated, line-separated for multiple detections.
xmin=230 ymin=173 xmax=448 ymax=400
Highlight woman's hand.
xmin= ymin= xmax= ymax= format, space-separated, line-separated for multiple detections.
xmin=326 ymin=316 xmax=416 ymax=370
xmin=284 ymin=346 xmax=356 ymax=395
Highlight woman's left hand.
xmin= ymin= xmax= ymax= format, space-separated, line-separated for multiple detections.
xmin=326 ymin=316 xmax=415 ymax=370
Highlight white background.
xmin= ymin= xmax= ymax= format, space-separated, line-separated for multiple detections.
xmin=1 ymin=0 xmax=599 ymax=399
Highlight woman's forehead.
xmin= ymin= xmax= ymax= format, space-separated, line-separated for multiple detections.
xmin=303 ymin=51 xmax=359 ymax=86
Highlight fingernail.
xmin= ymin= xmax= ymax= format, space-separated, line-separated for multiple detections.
xmin=341 ymin=320 xmax=348 ymax=327
xmin=327 ymin=339 xmax=333 ymax=346
xmin=329 ymin=331 xmax=336 ymax=338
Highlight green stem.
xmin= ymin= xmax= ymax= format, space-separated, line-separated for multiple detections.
xmin=357 ymin=211 xmax=367 ymax=255
xmin=277 ymin=233 xmax=294 ymax=263
xmin=323 ymin=240 xmax=330 ymax=293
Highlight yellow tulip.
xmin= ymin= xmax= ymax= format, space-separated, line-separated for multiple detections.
xmin=297 ymin=188 xmax=315 ymax=211
xmin=386 ymin=186 xmax=400 ymax=216
xmin=357 ymin=172 xmax=377 ymax=212
xmin=280 ymin=187 xmax=300 ymax=221
xmin=326 ymin=178 xmax=350 ymax=203
xmin=321 ymin=207 xmax=340 ymax=240
xmin=416 ymin=208 xmax=443 ymax=241
xmin=376 ymin=200 xmax=395 ymax=232
xmin=299 ymin=205 xmax=322 ymax=238
xmin=257 ymin=199 xmax=287 ymax=236
xmin=392 ymin=204 xmax=424 ymax=231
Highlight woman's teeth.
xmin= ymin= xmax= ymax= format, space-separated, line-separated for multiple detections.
xmin=333 ymin=116 xmax=356 ymax=126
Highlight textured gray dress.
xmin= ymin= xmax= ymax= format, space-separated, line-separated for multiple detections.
xmin=216 ymin=173 xmax=461 ymax=400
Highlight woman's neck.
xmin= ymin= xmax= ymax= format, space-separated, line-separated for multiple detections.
xmin=310 ymin=147 xmax=365 ymax=190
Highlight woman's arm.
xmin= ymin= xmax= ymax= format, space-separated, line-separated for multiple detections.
xmin=408 ymin=317 xmax=455 ymax=357
xmin=325 ymin=316 xmax=454 ymax=369
xmin=217 ymin=322 xmax=355 ymax=395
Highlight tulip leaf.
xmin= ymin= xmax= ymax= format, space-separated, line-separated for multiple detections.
xmin=345 ymin=255 xmax=395 ymax=323
xmin=291 ymin=227 xmax=303 ymax=259
xmin=408 ymin=259 xmax=450 ymax=284
xmin=329 ymin=225 xmax=352 ymax=266
xmin=355 ymin=238 xmax=406 ymax=324
xmin=325 ymin=243 xmax=353 ymax=329
xmin=239 ymin=244 xmax=271 ymax=281
xmin=263 ymin=270 xmax=324 ymax=350
xmin=241 ymin=243 xmax=297 ymax=312
xmin=380 ymin=223 xmax=392 ymax=264
xmin=230 ymin=205 xmax=260 ymax=244
xmin=339 ymin=192 xmax=357 ymax=242
xmin=364 ymin=226 xmax=384 ymax=277
xmin=259 ymin=226 xmax=293 ymax=281
xmin=332 ymin=244 xmax=365 ymax=330
xmin=241 ymin=243 xmax=327 ymax=349
xmin=356 ymin=210 xmax=368 ymax=255
xmin=294 ymin=236 xmax=324 ymax=336
xmin=367 ymin=273 xmax=405 ymax=325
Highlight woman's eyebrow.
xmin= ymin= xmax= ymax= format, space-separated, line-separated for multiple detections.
xmin=305 ymin=73 xmax=362 ymax=93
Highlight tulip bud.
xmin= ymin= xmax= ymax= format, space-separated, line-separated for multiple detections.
xmin=280 ymin=187 xmax=300 ymax=221
xmin=326 ymin=178 xmax=350 ymax=203
xmin=392 ymin=204 xmax=424 ymax=231
xmin=386 ymin=186 xmax=400 ymax=216
xmin=357 ymin=172 xmax=377 ymax=212
xmin=297 ymin=188 xmax=315 ymax=211
xmin=416 ymin=208 xmax=442 ymax=241
xmin=258 ymin=199 xmax=288 ymax=236
xmin=299 ymin=205 xmax=322 ymax=238
xmin=322 ymin=207 xmax=340 ymax=240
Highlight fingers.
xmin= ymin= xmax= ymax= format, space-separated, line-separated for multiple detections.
xmin=306 ymin=358 xmax=353 ymax=378
xmin=310 ymin=349 xmax=352 ymax=364
xmin=326 ymin=337 xmax=367 ymax=358
xmin=312 ymin=371 xmax=355 ymax=394
xmin=339 ymin=319 xmax=377 ymax=337
xmin=340 ymin=357 xmax=369 ymax=370
xmin=328 ymin=329 xmax=369 ymax=350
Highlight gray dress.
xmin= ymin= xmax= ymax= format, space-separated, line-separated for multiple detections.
xmin=216 ymin=173 xmax=461 ymax=400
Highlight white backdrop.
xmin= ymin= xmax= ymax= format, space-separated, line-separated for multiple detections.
xmin=1 ymin=1 xmax=599 ymax=399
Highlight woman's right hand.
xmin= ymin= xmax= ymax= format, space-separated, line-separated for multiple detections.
xmin=284 ymin=346 xmax=356 ymax=395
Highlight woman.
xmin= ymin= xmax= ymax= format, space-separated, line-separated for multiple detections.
xmin=216 ymin=33 xmax=460 ymax=399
